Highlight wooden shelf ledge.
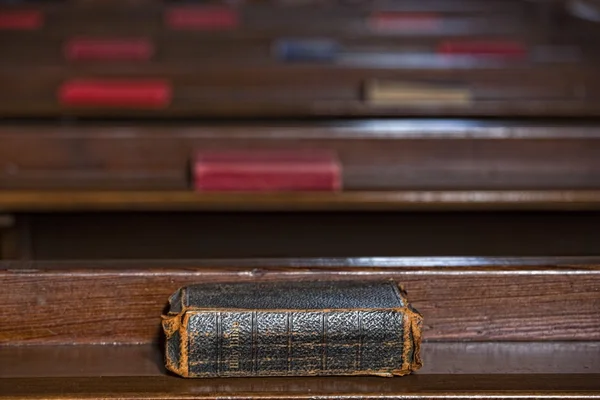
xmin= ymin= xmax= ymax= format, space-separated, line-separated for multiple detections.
xmin=4 ymin=190 xmax=600 ymax=211
xmin=1 ymin=257 xmax=599 ymax=345
xmin=0 ymin=343 xmax=599 ymax=399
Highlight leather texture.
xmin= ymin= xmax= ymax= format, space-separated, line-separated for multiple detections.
xmin=163 ymin=280 xmax=422 ymax=378
xmin=168 ymin=280 xmax=406 ymax=312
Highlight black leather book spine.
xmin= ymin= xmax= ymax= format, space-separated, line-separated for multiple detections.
xmin=165 ymin=308 xmax=422 ymax=378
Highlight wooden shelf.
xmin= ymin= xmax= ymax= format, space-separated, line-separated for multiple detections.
xmin=4 ymin=190 xmax=600 ymax=211
xmin=1 ymin=257 xmax=599 ymax=345
xmin=3 ymin=121 xmax=600 ymax=193
xmin=1 ymin=343 xmax=598 ymax=399
xmin=2 ymin=374 xmax=598 ymax=400
xmin=2 ymin=1 xmax=598 ymax=398
xmin=1 ymin=260 xmax=598 ymax=399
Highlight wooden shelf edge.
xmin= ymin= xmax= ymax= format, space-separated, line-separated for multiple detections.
xmin=3 ymin=190 xmax=600 ymax=211
xmin=2 ymin=374 xmax=598 ymax=400
xmin=3 ymin=255 xmax=600 ymax=269
xmin=1 ymin=260 xmax=599 ymax=344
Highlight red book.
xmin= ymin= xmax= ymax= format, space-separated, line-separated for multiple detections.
xmin=368 ymin=12 xmax=441 ymax=33
xmin=437 ymin=40 xmax=527 ymax=57
xmin=193 ymin=150 xmax=342 ymax=192
xmin=0 ymin=10 xmax=43 ymax=30
xmin=165 ymin=6 xmax=238 ymax=30
xmin=64 ymin=37 xmax=154 ymax=62
xmin=58 ymin=79 xmax=171 ymax=108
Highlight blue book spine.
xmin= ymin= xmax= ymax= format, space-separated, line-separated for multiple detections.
xmin=274 ymin=38 xmax=340 ymax=62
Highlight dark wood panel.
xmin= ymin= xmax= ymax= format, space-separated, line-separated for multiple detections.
xmin=0 ymin=215 xmax=29 ymax=260
xmin=1 ymin=374 xmax=599 ymax=400
xmin=1 ymin=259 xmax=599 ymax=344
xmin=1 ymin=342 xmax=599 ymax=377
xmin=0 ymin=215 xmax=13 ymax=229
xmin=21 ymin=212 xmax=600 ymax=259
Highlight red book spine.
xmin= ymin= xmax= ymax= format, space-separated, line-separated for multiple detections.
xmin=437 ymin=40 xmax=527 ymax=57
xmin=64 ymin=37 xmax=154 ymax=61
xmin=368 ymin=12 xmax=441 ymax=33
xmin=58 ymin=80 xmax=171 ymax=108
xmin=0 ymin=10 xmax=43 ymax=30
xmin=165 ymin=6 xmax=238 ymax=30
xmin=193 ymin=150 xmax=342 ymax=192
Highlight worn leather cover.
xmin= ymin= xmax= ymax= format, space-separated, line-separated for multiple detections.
xmin=162 ymin=280 xmax=423 ymax=378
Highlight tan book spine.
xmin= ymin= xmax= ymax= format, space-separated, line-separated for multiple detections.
xmin=365 ymin=80 xmax=472 ymax=106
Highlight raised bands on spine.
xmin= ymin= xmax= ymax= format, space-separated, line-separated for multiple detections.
xmin=183 ymin=309 xmax=409 ymax=377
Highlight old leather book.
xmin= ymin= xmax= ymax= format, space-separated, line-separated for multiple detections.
xmin=162 ymin=280 xmax=423 ymax=378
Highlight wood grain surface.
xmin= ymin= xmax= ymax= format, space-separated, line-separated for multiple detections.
xmin=1 ymin=374 xmax=599 ymax=400
xmin=1 ymin=258 xmax=599 ymax=344
xmin=2 ymin=342 xmax=599 ymax=377
xmin=3 ymin=121 xmax=600 ymax=191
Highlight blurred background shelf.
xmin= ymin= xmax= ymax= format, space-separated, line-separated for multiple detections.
xmin=3 ymin=120 xmax=600 ymax=192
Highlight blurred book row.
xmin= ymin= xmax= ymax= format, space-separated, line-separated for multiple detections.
xmin=1 ymin=0 xmax=599 ymax=117
xmin=0 ymin=1 xmax=580 ymax=35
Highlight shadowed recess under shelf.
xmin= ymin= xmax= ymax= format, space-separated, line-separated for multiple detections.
xmin=1 ymin=342 xmax=599 ymax=377
xmin=1 ymin=342 xmax=599 ymax=399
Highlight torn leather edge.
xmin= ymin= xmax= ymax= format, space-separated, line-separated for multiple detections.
xmin=162 ymin=286 xmax=190 ymax=377
xmin=395 ymin=281 xmax=423 ymax=375
xmin=401 ymin=304 xmax=423 ymax=374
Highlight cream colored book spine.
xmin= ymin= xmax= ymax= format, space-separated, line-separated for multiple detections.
xmin=365 ymin=80 xmax=472 ymax=106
